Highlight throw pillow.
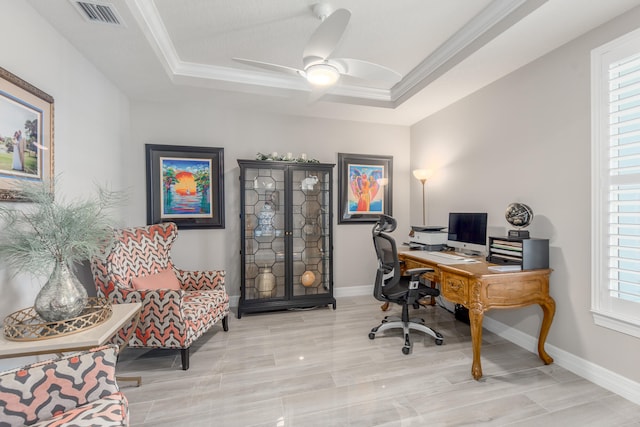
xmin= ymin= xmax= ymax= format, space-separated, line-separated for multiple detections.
xmin=131 ymin=268 xmax=181 ymax=290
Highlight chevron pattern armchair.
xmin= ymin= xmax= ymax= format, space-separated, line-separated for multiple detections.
xmin=0 ymin=345 xmax=128 ymax=426
xmin=91 ymin=222 xmax=229 ymax=370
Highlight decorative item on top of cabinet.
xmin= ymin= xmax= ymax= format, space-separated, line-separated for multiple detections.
xmin=238 ymin=159 xmax=335 ymax=317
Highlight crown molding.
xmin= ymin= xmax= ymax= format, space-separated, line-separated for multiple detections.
xmin=392 ymin=0 xmax=530 ymax=98
xmin=391 ymin=0 xmax=548 ymax=105
xmin=126 ymin=0 xmax=180 ymax=77
xmin=126 ymin=0 xmax=544 ymax=106
xmin=127 ymin=0 xmax=393 ymax=100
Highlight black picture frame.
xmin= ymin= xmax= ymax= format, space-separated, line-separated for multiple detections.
xmin=145 ymin=144 xmax=225 ymax=229
xmin=338 ymin=153 xmax=392 ymax=224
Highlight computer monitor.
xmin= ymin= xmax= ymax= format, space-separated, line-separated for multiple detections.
xmin=447 ymin=212 xmax=488 ymax=255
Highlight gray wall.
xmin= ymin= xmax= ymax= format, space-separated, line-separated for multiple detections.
xmin=0 ymin=0 xmax=130 ymax=368
xmin=126 ymin=103 xmax=410 ymax=301
xmin=410 ymin=7 xmax=640 ymax=384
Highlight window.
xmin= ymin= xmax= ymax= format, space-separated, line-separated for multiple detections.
xmin=592 ymin=27 xmax=640 ymax=338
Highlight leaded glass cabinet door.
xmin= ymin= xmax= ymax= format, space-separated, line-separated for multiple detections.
xmin=241 ymin=163 xmax=287 ymax=304
xmin=238 ymin=159 xmax=335 ymax=318
xmin=291 ymin=167 xmax=332 ymax=298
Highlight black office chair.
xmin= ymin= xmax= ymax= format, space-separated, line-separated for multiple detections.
xmin=368 ymin=215 xmax=444 ymax=354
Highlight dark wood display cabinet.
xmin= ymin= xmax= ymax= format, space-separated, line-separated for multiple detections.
xmin=237 ymin=159 xmax=335 ymax=318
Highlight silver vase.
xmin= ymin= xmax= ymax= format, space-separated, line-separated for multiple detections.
xmin=34 ymin=261 xmax=88 ymax=322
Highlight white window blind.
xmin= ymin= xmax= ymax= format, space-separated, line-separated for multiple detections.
xmin=592 ymin=28 xmax=640 ymax=338
xmin=609 ymin=54 xmax=640 ymax=304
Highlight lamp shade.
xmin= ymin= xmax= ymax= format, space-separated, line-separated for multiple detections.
xmin=306 ymin=63 xmax=340 ymax=86
xmin=412 ymin=169 xmax=433 ymax=182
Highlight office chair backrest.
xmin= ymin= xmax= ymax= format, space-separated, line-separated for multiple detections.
xmin=372 ymin=215 xmax=401 ymax=301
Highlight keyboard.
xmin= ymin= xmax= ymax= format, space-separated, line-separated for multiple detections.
xmin=426 ymin=251 xmax=465 ymax=260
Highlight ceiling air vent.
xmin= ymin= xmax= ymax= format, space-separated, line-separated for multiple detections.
xmin=71 ymin=1 xmax=124 ymax=26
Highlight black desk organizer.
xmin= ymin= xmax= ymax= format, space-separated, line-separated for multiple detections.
xmin=486 ymin=236 xmax=549 ymax=270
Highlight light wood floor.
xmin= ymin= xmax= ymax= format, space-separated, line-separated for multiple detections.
xmin=117 ymin=296 xmax=640 ymax=426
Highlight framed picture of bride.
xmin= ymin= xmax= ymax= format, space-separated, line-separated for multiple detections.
xmin=0 ymin=67 xmax=54 ymax=202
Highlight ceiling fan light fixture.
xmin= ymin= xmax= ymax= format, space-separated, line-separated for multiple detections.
xmin=306 ymin=63 xmax=340 ymax=86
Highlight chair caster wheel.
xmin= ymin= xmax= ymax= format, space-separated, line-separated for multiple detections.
xmin=369 ymin=332 xmax=376 ymax=340
xmin=435 ymin=332 xmax=444 ymax=345
xmin=402 ymin=347 xmax=411 ymax=355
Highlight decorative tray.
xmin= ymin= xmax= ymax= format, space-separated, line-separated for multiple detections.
xmin=3 ymin=297 xmax=113 ymax=341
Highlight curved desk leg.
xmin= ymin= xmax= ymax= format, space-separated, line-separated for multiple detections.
xmin=469 ymin=306 xmax=485 ymax=380
xmin=537 ymin=296 xmax=556 ymax=365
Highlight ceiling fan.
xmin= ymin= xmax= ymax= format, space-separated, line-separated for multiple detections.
xmin=233 ymin=4 xmax=402 ymax=88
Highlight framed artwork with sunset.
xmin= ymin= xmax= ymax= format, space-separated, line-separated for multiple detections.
xmin=146 ymin=144 xmax=224 ymax=229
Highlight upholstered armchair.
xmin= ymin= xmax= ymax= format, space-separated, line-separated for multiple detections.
xmin=0 ymin=345 xmax=128 ymax=426
xmin=91 ymin=222 xmax=229 ymax=370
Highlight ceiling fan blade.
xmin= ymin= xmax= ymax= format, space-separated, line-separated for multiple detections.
xmin=233 ymin=57 xmax=305 ymax=78
xmin=332 ymin=58 xmax=402 ymax=84
xmin=303 ymin=9 xmax=351 ymax=67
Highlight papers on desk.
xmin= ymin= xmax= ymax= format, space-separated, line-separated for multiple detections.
xmin=488 ymin=265 xmax=522 ymax=273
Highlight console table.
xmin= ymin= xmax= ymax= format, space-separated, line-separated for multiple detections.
xmin=398 ymin=251 xmax=555 ymax=380
xmin=0 ymin=302 xmax=142 ymax=385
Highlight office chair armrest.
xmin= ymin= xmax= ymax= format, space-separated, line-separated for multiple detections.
xmin=405 ymin=267 xmax=435 ymax=290
xmin=404 ymin=267 xmax=434 ymax=277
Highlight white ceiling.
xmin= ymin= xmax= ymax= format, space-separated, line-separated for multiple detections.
xmin=26 ymin=0 xmax=640 ymax=125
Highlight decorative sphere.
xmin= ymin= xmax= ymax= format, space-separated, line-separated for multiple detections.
xmin=505 ymin=203 xmax=533 ymax=228
xmin=301 ymin=271 xmax=315 ymax=287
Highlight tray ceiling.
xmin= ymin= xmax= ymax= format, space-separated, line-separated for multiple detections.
xmin=25 ymin=0 xmax=640 ymax=125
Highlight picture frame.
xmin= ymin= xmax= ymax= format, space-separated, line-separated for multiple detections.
xmin=0 ymin=66 xmax=54 ymax=202
xmin=338 ymin=153 xmax=392 ymax=224
xmin=145 ymin=144 xmax=225 ymax=229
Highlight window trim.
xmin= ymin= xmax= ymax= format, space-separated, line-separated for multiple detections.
xmin=591 ymin=27 xmax=640 ymax=339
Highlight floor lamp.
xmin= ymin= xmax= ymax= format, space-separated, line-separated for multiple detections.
xmin=412 ymin=169 xmax=433 ymax=225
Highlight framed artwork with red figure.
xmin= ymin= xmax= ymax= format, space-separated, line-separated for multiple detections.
xmin=338 ymin=153 xmax=392 ymax=224
xmin=145 ymin=144 xmax=225 ymax=229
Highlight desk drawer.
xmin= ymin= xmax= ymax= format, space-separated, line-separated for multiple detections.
xmin=441 ymin=273 xmax=468 ymax=304
xmin=402 ymin=259 xmax=439 ymax=283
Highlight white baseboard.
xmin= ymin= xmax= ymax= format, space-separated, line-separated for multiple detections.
xmin=334 ymin=285 xmax=370 ymax=298
xmin=228 ymin=285 xmax=371 ymax=308
xmin=483 ymin=316 xmax=640 ymax=406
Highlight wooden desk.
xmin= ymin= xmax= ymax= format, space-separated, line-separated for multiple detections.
xmin=398 ymin=251 xmax=555 ymax=380
xmin=0 ymin=302 xmax=141 ymax=359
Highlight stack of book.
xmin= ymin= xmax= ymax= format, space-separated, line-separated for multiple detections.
xmin=488 ymin=239 xmax=523 ymax=264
